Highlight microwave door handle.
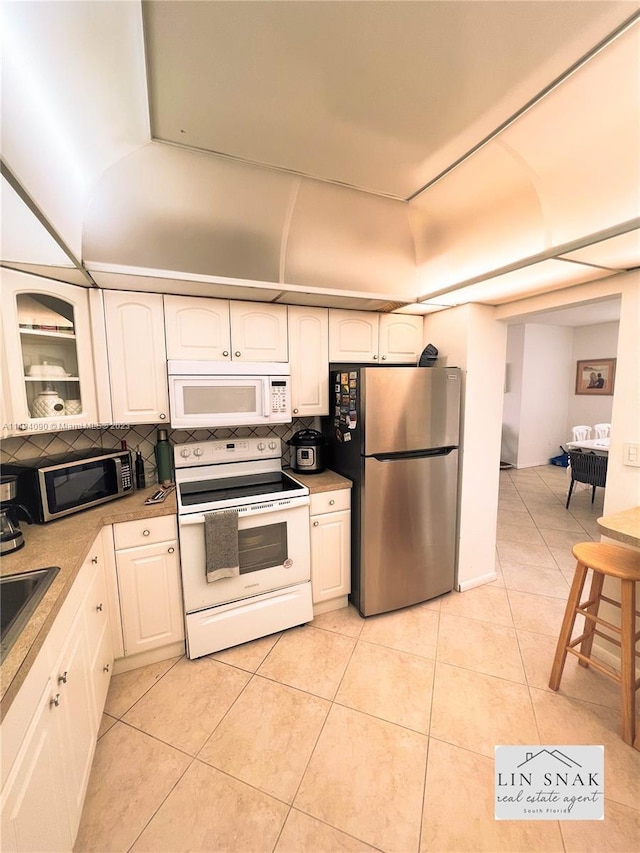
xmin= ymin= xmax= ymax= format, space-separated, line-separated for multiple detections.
xmin=263 ymin=378 xmax=270 ymax=418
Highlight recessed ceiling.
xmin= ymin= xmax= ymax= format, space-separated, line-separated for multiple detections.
xmin=143 ymin=0 xmax=637 ymax=198
xmin=505 ymin=296 xmax=621 ymax=326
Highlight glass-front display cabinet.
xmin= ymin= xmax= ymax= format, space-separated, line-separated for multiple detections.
xmin=1 ymin=274 xmax=98 ymax=435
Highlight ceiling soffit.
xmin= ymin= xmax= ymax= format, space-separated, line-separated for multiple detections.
xmin=142 ymin=0 xmax=637 ymax=199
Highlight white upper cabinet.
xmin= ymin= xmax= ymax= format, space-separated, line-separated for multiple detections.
xmin=103 ymin=291 xmax=170 ymax=424
xmin=378 ymin=314 xmax=424 ymax=363
xmin=229 ymin=301 xmax=288 ymax=362
xmin=163 ymin=296 xmax=288 ymax=362
xmin=164 ymin=295 xmax=231 ymax=360
xmin=329 ymin=310 xmax=379 ymax=363
xmin=329 ymin=309 xmax=422 ymax=364
xmin=288 ymin=306 xmax=329 ymax=417
xmin=1 ymin=270 xmax=99 ymax=436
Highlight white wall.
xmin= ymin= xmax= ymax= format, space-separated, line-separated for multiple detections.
xmin=501 ymin=325 xmax=525 ymax=466
xmin=424 ymin=304 xmax=507 ymax=591
xmin=518 ymin=324 xmax=573 ymax=467
xmin=566 ymin=321 xmax=619 ymax=434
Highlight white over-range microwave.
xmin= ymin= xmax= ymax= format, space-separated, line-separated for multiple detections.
xmin=167 ymin=360 xmax=291 ymax=428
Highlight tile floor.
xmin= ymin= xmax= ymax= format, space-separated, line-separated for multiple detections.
xmin=75 ymin=465 xmax=640 ymax=852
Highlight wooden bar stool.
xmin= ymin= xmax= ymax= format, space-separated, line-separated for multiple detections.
xmin=549 ymin=542 xmax=640 ymax=748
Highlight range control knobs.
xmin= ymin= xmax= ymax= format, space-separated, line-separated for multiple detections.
xmin=180 ymin=448 xmax=191 ymax=458
xmin=257 ymin=442 xmax=266 ymax=451
xmin=268 ymin=441 xmax=277 ymax=451
xmin=193 ymin=448 xmax=203 ymax=457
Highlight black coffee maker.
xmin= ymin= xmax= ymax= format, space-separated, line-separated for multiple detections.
xmin=0 ymin=475 xmax=33 ymax=555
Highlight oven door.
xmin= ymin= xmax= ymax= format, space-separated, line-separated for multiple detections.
xmin=178 ymin=498 xmax=310 ymax=610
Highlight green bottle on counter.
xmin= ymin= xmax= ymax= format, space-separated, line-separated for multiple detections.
xmin=155 ymin=429 xmax=174 ymax=485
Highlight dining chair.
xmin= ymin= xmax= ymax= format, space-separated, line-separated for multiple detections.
xmin=566 ymin=450 xmax=608 ymax=508
xmin=570 ymin=425 xmax=592 ymax=442
xmin=594 ymin=423 xmax=611 ymax=439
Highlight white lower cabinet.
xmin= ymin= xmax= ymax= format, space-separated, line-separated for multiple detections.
xmin=1 ymin=533 xmax=113 ymax=852
xmin=310 ymin=489 xmax=351 ymax=613
xmin=113 ymin=517 xmax=184 ymax=659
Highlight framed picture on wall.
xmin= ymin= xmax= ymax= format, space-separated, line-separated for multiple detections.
xmin=575 ymin=358 xmax=616 ymax=395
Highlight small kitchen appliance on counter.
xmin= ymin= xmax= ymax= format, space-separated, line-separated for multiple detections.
xmin=0 ymin=475 xmax=33 ymax=554
xmin=287 ymin=429 xmax=327 ymax=474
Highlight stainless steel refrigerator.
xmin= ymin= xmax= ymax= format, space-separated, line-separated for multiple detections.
xmin=323 ymin=365 xmax=461 ymax=617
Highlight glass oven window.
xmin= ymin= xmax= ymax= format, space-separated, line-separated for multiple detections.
xmin=183 ymin=384 xmax=257 ymax=415
xmin=238 ymin=522 xmax=287 ymax=574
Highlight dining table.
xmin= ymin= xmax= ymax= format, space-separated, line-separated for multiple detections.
xmin=566 ymin=437 xmax=610 ymax=455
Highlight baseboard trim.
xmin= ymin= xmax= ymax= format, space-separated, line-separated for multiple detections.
xmin=113 ymin=640 xmax=186 ymax=675
xmin=457 ymin=572 xmax=498 ymax=592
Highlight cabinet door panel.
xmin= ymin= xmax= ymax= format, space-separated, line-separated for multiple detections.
xmin=117 ymin=542 xmax=184 ymax=655
xmin=164 ymin=295 xmax=231 ymax=360
xmin=329 ymin=310 xmax=378 ymax=362
xmin=104 ymin=291 xmax=169 ymax=423
xmin=229 ymin=302 xmax=288 ymax=361
xmin=310 ymin=510 xmax=351 ymax=603
xmin=379 ymin=314 xmax=423 ymax=363
xmin=288 ymin=306 xmax=328 ymax=416
xmin=0 ymin=679 xmax=73 ymax=853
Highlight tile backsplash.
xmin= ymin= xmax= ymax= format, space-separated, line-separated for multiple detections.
xmin=0 ymin=418 xmax=320 ymax=481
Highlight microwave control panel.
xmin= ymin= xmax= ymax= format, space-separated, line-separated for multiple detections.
xmin=270 ymin=379 xmax=289 ymax=413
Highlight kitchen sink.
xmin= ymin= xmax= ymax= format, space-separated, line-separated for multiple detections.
xmin=0 ymin=567 xmax=60 ymax=663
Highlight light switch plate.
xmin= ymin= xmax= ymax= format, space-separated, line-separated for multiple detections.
xmin=623 ymin=443 xmax=640 ymax=467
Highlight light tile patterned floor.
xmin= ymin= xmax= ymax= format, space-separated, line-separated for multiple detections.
xmin=75 ymin=465 xmax=640 ymax=852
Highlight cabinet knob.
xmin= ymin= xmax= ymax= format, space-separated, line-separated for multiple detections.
xmin=143 ymin=529 xmax=150 ymax=536
xmin=313 ymin=521 xmax=319 ymax=527
xmin=222 ymin=350 xmax=229 ymax=357
xmin=58 ymin=671 xmax=68 ymax=685
xmin=329 ymin=499 xmax=335 ymax=505
xmin=293 ymin=408 xmax=299 ymax=415
xmin=159 ymin=413 xmax=167 ymax=420
xmin=18 ymin=423 xmax=28 ymax=431
xmin=50 ymin=694 xmax=61 ymax=708
xmin=168 ymin=546 xmax=175 ymax=554
xmin=381 ymin=355 xmax=387 ymax=361
xmin=372 ymin=354 xmax=378 ymax=360
xmin=235 ymin=351 xmax=241 ymax=357
xmin=91 ymin=556 xmax=99 ymax=564
xmin=96 ymin=603 xmax=103 ymax=612
xmin=103 ymin=663 xmax=110 ymax=673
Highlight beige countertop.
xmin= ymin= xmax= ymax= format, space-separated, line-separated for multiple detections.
xmin=597 ymin=506 xmax=640 ymax=549
xmin=0 ymin=469 xmax=350 ymax=717
xmin=0 ymin=486 xmax=177 ymax=717
xmin=285 ymin=468 xmax=352 ymax=493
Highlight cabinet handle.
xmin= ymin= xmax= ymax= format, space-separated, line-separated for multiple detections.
xmin=143 ymin=529 xmax=150 ymax=536
xmin=103 ymin=663 xmax=110 ymax=673
xmin=293 ymin=408 xmax=299 ymax=414
xmin=159 ymin=413 xmax=167 ymax=420
xmin=168 ymin=546 xmax=175 ymax=554
xmin=91 ymin=556 xmax=99 ymax=564
xmin=222 ymin=350 xmax=229 ymax=357
xmin=235 ymin=351 xmax=241 ymax=357
xmin=313 ymin=521 xmax=319 ymax=527
xmin=50 ymin=694 xmax=61 ymax=708
xmin=381 ymin=355 xmax=387 ymax=361
xmin=58 ymin=671 xmax=68 ymax=685
xmin=96 ymin=603 xmax=103 ymax=612
xmin=329 ymin=499 xmax=335 ymax=505
xmin=18 ymin=424 xmax=28 ymax=431
xmin=372 ymin=354 xmax=378 ymax=360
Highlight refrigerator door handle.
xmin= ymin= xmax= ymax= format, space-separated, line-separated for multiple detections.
xmin=372 ymin=447 xmax=457 ymax=462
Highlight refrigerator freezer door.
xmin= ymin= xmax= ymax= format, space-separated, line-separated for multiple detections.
xmin=362 ymin=367 xmax=460 ymax=455
xmin=358 ymin=449 xmax=458 ymax=616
